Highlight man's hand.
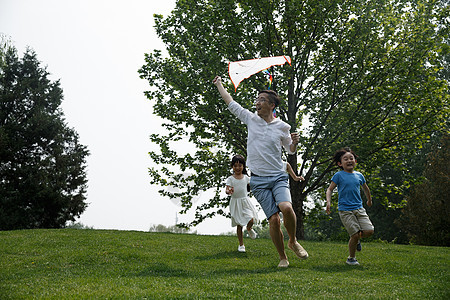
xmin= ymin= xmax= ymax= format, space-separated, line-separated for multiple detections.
xmin=213 ymin=76 xmax=222 ymax=86
xmin=291 ymin=132 xmax=299 ymax=145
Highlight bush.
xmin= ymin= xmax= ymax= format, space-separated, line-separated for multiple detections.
xmin=149 ymin=224 xmax=196 ymax=234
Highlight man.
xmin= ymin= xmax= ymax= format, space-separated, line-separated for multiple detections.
xmin=213 ymin=76 xmax=308 ymax=267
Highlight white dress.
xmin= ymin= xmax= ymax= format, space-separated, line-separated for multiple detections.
xmin=226 ymin=175 xmax=259 ymax=227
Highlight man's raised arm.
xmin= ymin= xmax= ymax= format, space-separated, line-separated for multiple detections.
xmin=213 ymin=76 xmax=234 ymax=105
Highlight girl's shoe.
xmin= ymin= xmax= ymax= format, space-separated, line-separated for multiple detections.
xmin=238 ymin=245 xmax=246 ymax=252
xmin=248 ymin=229 xmax=257 ymax=239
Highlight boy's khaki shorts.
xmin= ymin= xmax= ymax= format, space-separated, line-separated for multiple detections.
xmin=339 ymin=208 xmax=374 ymax=236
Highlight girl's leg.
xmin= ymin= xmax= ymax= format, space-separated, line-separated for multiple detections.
xmin=237 ymin=225 xmax=244 ymax=246
xmin=246 ymin=218 xmax=254 ymax=231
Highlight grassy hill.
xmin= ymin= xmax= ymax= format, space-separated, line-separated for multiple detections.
xmin=0 ymin=229 xmax=448 ymax=299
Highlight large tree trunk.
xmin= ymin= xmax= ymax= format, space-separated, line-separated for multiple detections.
xmin=290 ymin=180 xmax=305 ymax=240
xmin=288 ymin=155 xmax=305 ymax=240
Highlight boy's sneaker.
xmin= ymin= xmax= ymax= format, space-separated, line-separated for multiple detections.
xmin=346 ymin=257 xmax=359 ymax=265
xmin=238 ymin=245 xmax=246 ymax=252
xmin=248 ymin=229 xmax=257 ymax=240
xmin=356 ymin=241 xmax=362 ymax=252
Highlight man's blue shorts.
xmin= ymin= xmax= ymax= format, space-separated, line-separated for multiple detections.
xmin=250 ymin=172 xmax=292 ymax=219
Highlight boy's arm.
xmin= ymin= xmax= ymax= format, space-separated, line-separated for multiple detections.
xmin=213 ymin=76 xmax=234 ymax=105
xmin=326 ymin=181 xmax=337 ymax=215
xmin=362 ymin=183 xmax=372 ymax=207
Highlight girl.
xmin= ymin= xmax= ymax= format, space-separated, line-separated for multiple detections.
xmin=225 ymin=155 xmax=258 ymax=252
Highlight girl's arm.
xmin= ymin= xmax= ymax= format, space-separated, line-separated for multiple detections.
xmin=286 ymin=162 xmax=304 ymax=181
xmin=213 ymin=76 xmax=234 ymax=105
xmin=362 ymin=183 xmax=372 ymax=207
xmin=326 ymin=181 xmax=337 ymax=214
xmin=225 ymin=185 xmax=234 ymax=195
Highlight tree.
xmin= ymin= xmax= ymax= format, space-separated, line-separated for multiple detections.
xmin=397 ymin=133 xmax=450 ymax=246
xmin=139 ymin=0 xmax=449 ymax=238
xmin=149 ymin=224 xmax=195 ymax=234
xmin=0 ymin=38 xmax=89 ymax=230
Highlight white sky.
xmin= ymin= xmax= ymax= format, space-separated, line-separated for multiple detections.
xmin=0 ymin=0 xmax=264 ymax=234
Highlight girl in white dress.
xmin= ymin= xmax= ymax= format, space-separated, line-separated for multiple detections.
xmin=225 ymin=155 xmax=258 ymax=252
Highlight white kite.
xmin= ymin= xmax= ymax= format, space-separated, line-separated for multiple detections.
xmin=228 ymin=55 xmax=291 ymax=91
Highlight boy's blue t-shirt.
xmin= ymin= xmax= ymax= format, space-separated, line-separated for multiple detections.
xmin=331 ymin=170 xmax=366 ymax=211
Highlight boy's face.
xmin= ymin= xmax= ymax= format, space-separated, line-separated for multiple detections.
xmin=338 ymin=152 xmax=356 ymax=172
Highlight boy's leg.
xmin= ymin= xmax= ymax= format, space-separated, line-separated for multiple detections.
xmin=339 ymin=210 xmax=361 ymax=258
xmin=356 ymin=208 xmax=375 ymax=239
xmin=356 ymin=231 xmax=362 ymax=251
xmin=361 ymin=230 xmax=374 ymax=238
xmin=349 ymin=231 xmax=360 ymax=258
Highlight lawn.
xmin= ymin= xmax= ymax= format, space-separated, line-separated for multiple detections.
xmin=0 ymin=229 xmax=448 ymax=299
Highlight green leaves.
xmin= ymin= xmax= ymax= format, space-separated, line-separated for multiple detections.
xmin=140 ymin=0 xmax=449 ymax=233
xmin=397 ymin=133 xmax=450 ymax=246
xmin=0 ymin=42 xmax=89 ymax=230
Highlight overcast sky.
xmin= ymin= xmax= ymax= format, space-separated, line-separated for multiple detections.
xmin=0 ymin=0 xmax=264 ymax=234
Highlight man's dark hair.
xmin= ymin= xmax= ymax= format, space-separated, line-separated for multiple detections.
xmin=259 ymin=90 xmax=280 ymax=107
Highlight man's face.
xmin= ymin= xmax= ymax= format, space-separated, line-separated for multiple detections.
xmin=254 ymin=93 xmax=274 ymax=117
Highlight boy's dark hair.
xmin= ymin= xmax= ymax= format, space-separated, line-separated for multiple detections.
xmin=333 ymin=147 xmax=358 ymax=169
xmin=230 ymin=155 xmax=248 ymax=175
xmin=259 ymin=90 xmax=280 ymax=107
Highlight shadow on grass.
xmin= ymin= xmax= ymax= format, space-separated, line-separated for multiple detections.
xmin=136 ymin=263 xmax=191 ymax=278
xmin=310 ymin=263 xmax=368 ymax=273
xmin=135 ymin=261 xmax=281 ymax=278
xmin=194 ymin=250 xmax=254 ymax=260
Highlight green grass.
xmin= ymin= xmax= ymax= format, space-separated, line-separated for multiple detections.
xmin=0 ymin=229 xmax=448 ymax=299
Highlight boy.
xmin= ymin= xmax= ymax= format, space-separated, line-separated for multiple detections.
xmin=326 ymin=147 xmax=374 ymax=265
